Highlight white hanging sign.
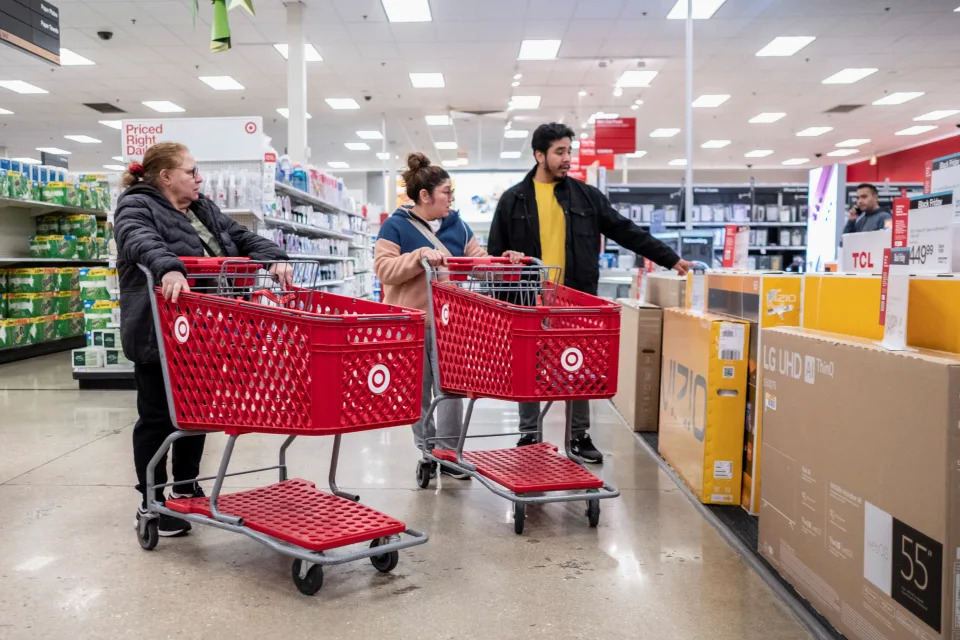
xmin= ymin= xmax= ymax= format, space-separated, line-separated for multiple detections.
xmin=121 ymin=117 xmax=265 ymax=162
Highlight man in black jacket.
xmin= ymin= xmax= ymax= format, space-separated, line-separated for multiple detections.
xmin=488 ymin=123 xmax=692 ymax=462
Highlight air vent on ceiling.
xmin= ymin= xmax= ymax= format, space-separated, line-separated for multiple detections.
xmin=83 ymin=103 xmax=126 ymax=114
xmin=824 ymin=104 xmax=863 ymax=114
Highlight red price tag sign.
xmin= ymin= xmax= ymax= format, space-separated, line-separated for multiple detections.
xmin=595 ymin=117 xmax=637 ymax=155
xmin=579 ymin=138 xmax=615 ymax=170
xmin=892 ymin=197 xmax=909 ymax=248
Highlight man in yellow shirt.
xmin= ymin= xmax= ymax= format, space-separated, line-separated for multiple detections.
xmin=489 ymin=123 xmax=692 ymax=462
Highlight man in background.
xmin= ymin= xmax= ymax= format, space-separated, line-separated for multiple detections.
xmin=844 ymin=183 xmax=892 ymax=234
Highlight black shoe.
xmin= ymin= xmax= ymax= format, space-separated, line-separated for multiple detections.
xmin=439 ymin=464 xmax=470 ymax=480
xmin=517 ymin=434 xmax=540 ymax=447
xmin=170 ymin=483 xmax=205 ymax=500
xmin=570 ymin=433 xmax=603 ymax=463
xmin=136 ymin=506 xmax=192 ymax=537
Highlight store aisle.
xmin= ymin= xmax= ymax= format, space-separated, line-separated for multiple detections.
xmin=0 ymin=355 xmax=811 ymax=640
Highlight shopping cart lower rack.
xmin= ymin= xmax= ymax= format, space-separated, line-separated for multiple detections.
xmin=136 ymin=257 xmax=428 ymax=595
xmin=417 ymin=257 xmax=621 ymax=534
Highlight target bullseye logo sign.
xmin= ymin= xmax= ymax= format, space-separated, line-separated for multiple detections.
xmin=173 ymin=316 xmax=190 ymax=344
xmin=440 ymin=304 xmax=451 ymax=326
xmin=561 ymin=347 xmax=584 ymax=373
xmin=368 ymin=364 xmax=391 ymax=394
xmin=244 ymin=121 xmax=258 ymax=134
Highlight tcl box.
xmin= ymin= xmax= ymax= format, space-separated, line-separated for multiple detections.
xmin=759 ymin=327 xmax=960 ymax=640
xmin=906 ymin=191 xmax=960 ymax=273
xmin=658 ymin=309 xmax=749 ymax=505
xmin=704 ymin=272 xmax=802 ymax=514
xmin=612 ymin=300 xmax=663 ymax=431
xmin=644 ymin=272 xmax=686 ymax=308
xmin=928 ymin=151 xmax=960 ymax=194
xmin=841 ymin=229 xmax=890 ymax=273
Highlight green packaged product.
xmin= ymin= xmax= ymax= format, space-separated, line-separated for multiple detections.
xmin=56 ymin=267 xmax=79 ymax=291
xmin=29 ymin=236 xmax=50 ymax=258
xmin=104 ymin=348 xmax=131 ymax=367
xmin=0 ymin=269 xmax=6 ymax=294
xmin=94 ymin=238 xmax=107 ymax=259
xmin=77 ymin=185 xmax=90 ymax=210
xmin=9 ymin=171 xmax=30 ymax=200
xmin=0 ymin=293 xmax=6 ymax=319
xmin=72 ymin=347 xmax=104 ymax=368
xmin=54 ymin=290 xmax=81 ymax=315
xmin=6 ymin=293 xmax=56 ymax=318
xmin=55 ymin=312 xmax=84 ymax=339
xmin=79 ymin=268 xmax=117 ymax=301
xmin=0 ymin=318 xmax=36 ymax=348
xmin=65 ymin=183 xmax=79 ymax=207
xmin=7 ymin=268 xmax=58 ymax=293
xmin=91 ymin=328 xmax=121 ymax=348
xmin=31 ymin=315 xmax=56 ymax=342
xmin=0 ymin=170 xmax=8 ymax=198
xmin=75 ymin=236 xmax=95 ymax=259
xmin=49 ymin=235 xmax=80 ymax=259
xmin=83 ymin=299 xmax=118 ymax=334
xmin=63 ymin=215 xmax=97 ymax=238
xmin=41 ymin=182 xmax=69 ymax=205
xmin=36 ymin=215 xmax=61 ymax=235
xmin=32 ymin=181 xmax=41 ymax=202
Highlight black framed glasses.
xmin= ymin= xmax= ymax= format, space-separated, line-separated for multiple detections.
xmin=182 ymin=167 xmax=200 ymax=179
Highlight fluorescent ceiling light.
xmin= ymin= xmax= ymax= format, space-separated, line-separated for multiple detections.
xmin=616 ymin=70 xmax=659 ymax=88
xmin=501 ymin=151 xmax=522 ymax=159
xmin=511 ymin=81 xmax=520 ymax=87
xmin=64 ymin=135 xmax=101 ymax=144
xmin=625 ymin=151 xmax=648 ymax=158
xmin=59 ymin=48 xmax=95 ymax=66
xmin=199 ymin=76 xmax=244 ymax=91
xmin=376 ymin=152 xmax=391 ymax=160
xmin=744 ymin=149 xmax=773 ymax=158
xmin=142 ymin=100 xmax=184 ymax=113
xmin=518 ymin=39 xmax=561 ymax=60
xmin=701 ymin=139 xmax=731 ymax=148
xmin=272 ymin=44 xmax=323 ymax=62
xmin=356 ymin=130 xmax=383 ymax=140
xmin=668 ymin=159 xmax=688 ymax=167
xmin=827 ymin=149 xmax=859 ymax=157
xmin=782 ymin=158 xmax=809 ymax=165
xmin=457 ymin=158 xmax=469 ymax=167
xmin=381 ymin=0 xmax=432 ymax=22
xmin=0 ymin=80 xmax=47 ymax=94
xmin=755 ymin=36 xmax=816 ymax=57
xmin=325 ymin=98 xmax=360 ymax=110
xmin=99 ymin=120 xmax=121 ymax=129
xmin=276 ymin=108 xmax=312 ymax=119
xmin=513 ymin=74 xmax=522 ymax=80
xmin=13 ymin=157 xmax=40 ymax=164
xmin=345 ymin=142 xmax=370 ymax=151
xmin=796 ymin=126 xmax=833 ymax=137
xmin=578 ymin=90 xmax=588 ymax=97
xmin=327 ymin=161 xmax=350 ymax=169
xmin=895 ymin=125 xmax=937 ymax=136
xmin=112 ymin=156 xmax=123 ymax=161
xmin=434 ymin=141 xmax=458 ymax=150
xmin=409 ymin=73 xmax=445 ymax=88
xmin=36 ymin=147 xmax=71 ymax=155
xmin=836 ymin=138 xmax=870 ymax=147
xmin=441 ymin=160 xmax=460 ymax=168
xmin=504 ymin=129 xmax=529 ymax=139
xmin=667 ymin=0 xmax=726 ymax=19
xmin=612 ymin=87 xmax=623 ymax=97
xmin=692 ymin=94 xmax=730 ymax=108
xmin=822 ymin=68 xmax=878 ymax=84
xmin=749 ymin=112 xmax=786 ymax=124
xmin=650 ymin=128 xmax=681 ymax=137
xmin=103 ymin=164 xmax=126 ymax=171
xmin=588 ymin=111 xmax=619 ymax=124
xmin=425 ymin=115 xmax=451 ymax=126
xmin=508 ymin=95 xmax=541 ymax=110
xmin=914 ymin=110 xmax=960 ymax=121
xmin=0 ymin=107 xmax=12 ymax=115
xmin=873 ymin=92 xmax=925 ymax=106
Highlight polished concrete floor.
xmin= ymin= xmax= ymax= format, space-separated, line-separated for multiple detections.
xmin=0 ymin=354 xmax=812 ymax=640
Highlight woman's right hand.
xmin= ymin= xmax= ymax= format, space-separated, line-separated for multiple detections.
xmin=421 ymin=248 xmax=446 ymax=267
xmin=161 ymin=271 xmax=190 ymax=302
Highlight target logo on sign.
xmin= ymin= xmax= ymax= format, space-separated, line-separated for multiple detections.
xmin=561 ymin=347 xmax=583 ymax=373
xmin=245 ymin=121 xmax=258 ymax=134
xmin=368 ymin=364 xmax=391 ymax=394
xmin=440 ymin=304 xmax=451 ymax=326
xmin=173 ymin=316 xmax=190 ymax=344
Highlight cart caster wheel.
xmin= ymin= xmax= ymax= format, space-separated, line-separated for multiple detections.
xmin=292 ymin=559 xmax=324 ymax=596
xmin=513 ymin=502 xmax=525 ymax=535
xmin=137 ymin=519 xmax=158 ymax=551
xmin=587 ymin=499 xmax=601 ymax=528
xmin=416 ymin=461 xmax=432 ymax=489
xmin=369 ymin=539 xmax=400 ymax=573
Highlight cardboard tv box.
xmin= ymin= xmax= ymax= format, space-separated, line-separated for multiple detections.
xmin=703 ymin=271 xmax=803 ymax=515
xmin=658 ymin=308 xmax=749 ymax=505
xmin=612 ymin=300 xmax=663 ymax=431
xmin=759 ymin=327 xmax=960 ymax=640
xmin=643 ymin=272 xmax=687 ymax=309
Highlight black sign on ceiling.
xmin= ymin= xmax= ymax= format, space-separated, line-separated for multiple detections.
xmin=0 ymin=0 xmax=60 ymax=65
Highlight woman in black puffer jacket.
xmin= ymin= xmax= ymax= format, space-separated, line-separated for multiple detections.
xmin=115 ymin=141 xmax=290 ymax=537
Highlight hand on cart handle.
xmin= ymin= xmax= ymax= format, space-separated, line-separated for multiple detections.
xmin=420 ymin=248 xmax=446 ymax=267
xmin=161 ymin=271 xmax=191 ymax=303
xmin=268 ymin=262 xmax=295 ymax=289
xmin=502 ymin=251 xmax=525 ymax=264
xmin=445 ymin=256 xmax=535 ymax=266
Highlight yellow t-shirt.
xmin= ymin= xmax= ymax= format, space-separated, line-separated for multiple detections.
xmin=534 ymin=181 xmax=565 ymax=282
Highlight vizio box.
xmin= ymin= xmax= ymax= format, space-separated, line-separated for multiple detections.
xmin=658 ymin=308 xmax=749 ymax=505
xmin=759 ymin=327 xmax=960 ymax=640
xmin=612 ymin=300 xmax=663 ymax=432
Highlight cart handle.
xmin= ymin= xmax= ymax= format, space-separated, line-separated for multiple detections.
xmin=444 ymin=256 xmax=536 ymax=267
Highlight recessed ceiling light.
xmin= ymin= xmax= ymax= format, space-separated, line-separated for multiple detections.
xmin=512 ymin=81 xmax=520 ymax=87
xmin=103 ymin=164 xmax=126 ymax=171
xmin=796 ymin=126 xmax=833 ymax=137
xmin=328 ymin=161 xmax=350 ymax=169
xmin=112 ymin=156 xmax=124 ymax=162
xmin=836 ymin=138 xmax=870 ymax=147
xmin=631 ymin=104 xmax=639 ymax=110
xmin=276 ymin=108 xmax=312 ymax=119
xmin=701 ymin=139 xmax=731 ymax=148
xmin=434 ymin=142 xmax=458 ymax=150
xmin=873 ymin=92 xmax=925 ymax=106
xmin=13 ymin=157 xmax=41 ymax=164
xmin=745 ymin=149 xmax=773 ymax=158
xmin=64 ymin=135 xmax=101 ymax=144
xmin=199 ymin=75 xmax=244 ymax=91
xmin=518 ymin=39 xmax=561 ymax=60
xmin=376 ymin=152 xmax=391 ymax=160
xmin=822 ymin=68 xmax=878 ymax=84
xmin=692 ymin=94 xmax=730 ymax=108
xmin=142 ymin=100 xmax=184 ymax=113
xmin=668 ymin=159 xmax=688 ymax=167
xmin=613 ymin=87 xmax=623 ymax=97
xmin=0 ymin=107 xmax=12 ymax=115
xmin=508 ymin=95 xmax=541 ymax=110
xmin=513 ymin=73 xmax=522 ymax=80
xmin=0 ymin=80 xmax=47 ymax=94
xmin=756 ymin=36 xmax=816 ymax=57
xmin=634 ymin=99 xmax=644 ymax=105
xmin=501 ymin=151 xmax=522 ymax=159
xmin=409 ymin=73 xmax=445 ymax=88
xmin=914 ymin=110 xmax=960 ymax=121
xmin=667 ymin=0 xmax=726 ymax=19
xmin=616 ymin=70 xmax=659 ymax=88
xmin=36 ymin=147 xmax=71 ymax=155
xmin=504 ymin=129 xmax=529 ymax=139
xmin=425 ymin=115 xmax=451 ymax=126
xmin=579 ymin=132 xmax=588 ymax=139
xmin=896 ymin=125 xmax=937 ymax=136
xmin=356 ymin=130 xmax=383 ymax=140
xmin=749 ymin=112 xmax=786 ymax=124
xmin=782 ymin=158 xmax=810 ymax=166
xmin=650 ymin=128 xmax=681 ymax=137
xmin=626 ymin=151 xmax=648 ymax=158
xmin=827 ymin=149 xmax=859 ymax=157
xmin=325 ymin=98 xmax=360 ymax=110
xmin=59 ymin=48 xmax=95 ymax=66
xmin=578 ymin=90 xmax=588 ymax=97
xmin=345 ymin=142 xmax=370 ymax=151
xmin=272 ymin=44 xmax=323 ymax=62
xmin=99 ymin=120 xmax=121 ymax=130
xmin=380 ymin=0 xmax=432 ymax=22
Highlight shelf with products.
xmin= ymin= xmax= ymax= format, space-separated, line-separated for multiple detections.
xmin=0 ymin=258 xmax=109 ymax=265
xmin=1 ymin=335 xmax=86 ymax=365
xmin=275 ymin=182 xmax=364 ymax=219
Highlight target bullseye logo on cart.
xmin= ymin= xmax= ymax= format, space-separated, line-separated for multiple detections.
xmin=440 ymin=304 xmax=451 ymax=326
xmin=368 ymin=364 xmax=391 ymax=394
xmin=561 ymin=347 xmax=583 ymax=373
xmin=173 ymin=316 xmax=190 ymax=344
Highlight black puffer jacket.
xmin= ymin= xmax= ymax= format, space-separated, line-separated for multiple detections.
xmin=114 ymin=183 xmax=288 ymax=364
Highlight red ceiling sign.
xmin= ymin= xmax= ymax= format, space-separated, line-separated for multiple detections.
xmin=595 ymin=117 xmax=637 ymax=155
xmin=579 ymin=138 xmax=615 ymax=170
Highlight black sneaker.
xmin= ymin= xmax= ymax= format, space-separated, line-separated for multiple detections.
xmin=136 ymin=506 xmax=192 ymax=537
xmin=517 ymin=433 xmax=540 ymax=447
xmin=439 ymin=464 xmax=470 ymax=480
xmin=170 ymin=484 xmax=205 ymax=500
xmin=570 ymin=433 xmax=603 ymax=463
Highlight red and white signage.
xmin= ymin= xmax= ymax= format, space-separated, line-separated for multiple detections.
xmin=595 ymin=117 xmax=637 ymax=155
xmin=721 ymin=225 xmax=749 ymax=269
xmin=579 ymin=139 xmax=615 ymax=170
xmin=568 ymin=152 xmax=586 ymax=182
xmin=121 ymin=116 xmax=265 ymax=162
xmin=891 ymin=197 xmax=909 ymax=247
xmin=841 ymin=229 xmax=890 ymax=273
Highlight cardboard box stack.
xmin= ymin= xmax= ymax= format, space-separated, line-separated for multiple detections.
xmin=612 ymin=300 xmax=663 ymax=431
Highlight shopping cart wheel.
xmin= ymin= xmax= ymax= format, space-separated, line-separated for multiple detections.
xmin=586 ymin=499 xmax=601 ymax=528
xmin=415 ymin=460 xmax=432 ymax=489
xmin=369 ymin=538 xmax=400 ymax=573
xmin=137 ymin=519 xmax=158 ymax=551
xmin=513 ymin=502 xmax=525 ymax=535
xmin=291 ymin=559 xmax=324 ymax=596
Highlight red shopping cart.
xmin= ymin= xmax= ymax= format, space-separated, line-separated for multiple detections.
xmin=136 ymin=257 xmax=428 ymax=595
xmin=417 ymin=257 xmax=621 ymax=534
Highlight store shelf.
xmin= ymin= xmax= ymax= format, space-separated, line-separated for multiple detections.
xmin=0 ymin=196 xmax=109 ymax=218
xmin=275 ymin=183 xmax=363 ymax=218
xmin=0 ymin=257 xmax=110 ymax=265
xmin=0 ymin=335 xmax=86 ymax=365
xmin=72 ymin=367 xmax=136 ymax=390
xmin=262 ymin=216 xmax=354 ymax=240
xmin=288 ymin=253 xmax=352 ymax=261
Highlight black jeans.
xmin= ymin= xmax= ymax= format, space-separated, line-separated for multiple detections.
xmin=518 ymin=400 xmax=591 ymax=438
xmin=132 ymin=362 xmax=205 ymax=505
